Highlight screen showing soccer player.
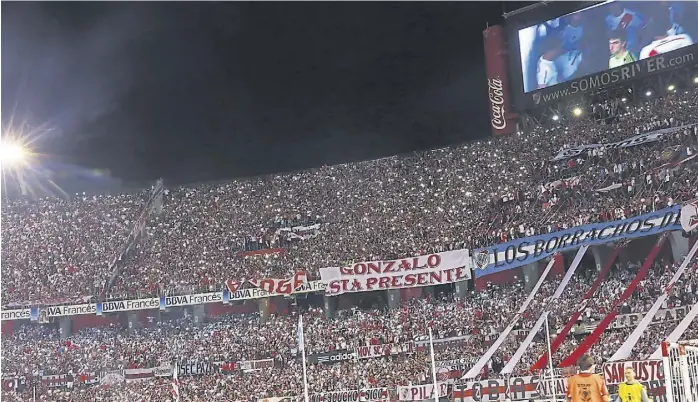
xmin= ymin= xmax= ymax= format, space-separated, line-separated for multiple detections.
xmin=518 ymin=1 xmax=698 ymax=93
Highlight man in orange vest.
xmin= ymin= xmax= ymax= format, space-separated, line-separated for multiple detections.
xmin=566 ymin=355 xmax=610 ymax=402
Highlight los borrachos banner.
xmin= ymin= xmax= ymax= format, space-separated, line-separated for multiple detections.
xmin=319 ymin=250 xmax=471 ymax=296
xmin=453 ymin=374 xmax=567 ymax=402
xmin=472 ymin=206 xmax=682 ymax=278
xmin=550 ymin=125 xmax=695 ymax=161
xmin=602 ymin=360 xmax=667 ymax=402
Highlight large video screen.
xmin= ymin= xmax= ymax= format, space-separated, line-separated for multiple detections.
xmin=519 ymin=1 xmax=698 ymax=93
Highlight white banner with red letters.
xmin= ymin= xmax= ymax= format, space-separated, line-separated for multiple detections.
xmin=602 ymin=360 xmax=664 ymax=384
xmin=226 ymin=271 xmax=309 ymax=295
xmin=355 ymin=342 xmax=413 ymax=359
xmin=320 ymin=250 xmax=471 ymax=295
xmin=398 ymin=382 xmax=449 ymax=401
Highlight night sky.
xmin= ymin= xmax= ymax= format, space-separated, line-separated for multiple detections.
xmin=2 ymin=2 xmax=532 ymax=186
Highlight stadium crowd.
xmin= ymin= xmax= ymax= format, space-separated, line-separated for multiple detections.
xmin=2 ymin=88 xmax=698 ymax=304
xmin=2 ymin=85 xmax=698 ymax=401
xmin=484 ymin=253 xmax=698 ymax=376
xmin=2 ymin=249 xmax=696 ymax=400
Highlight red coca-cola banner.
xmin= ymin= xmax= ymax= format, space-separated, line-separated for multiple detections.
xmin=483 ymin=25 xmax=517 ymax=136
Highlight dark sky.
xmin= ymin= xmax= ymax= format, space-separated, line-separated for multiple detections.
xmin=2 ymin=2 xmax=532 ymax=185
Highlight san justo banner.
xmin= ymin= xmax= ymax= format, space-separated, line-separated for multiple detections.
xmin=602 ymin=360 xmax=667 ymax=402
xmin=472 ymin=206 xmax=682 ymax=277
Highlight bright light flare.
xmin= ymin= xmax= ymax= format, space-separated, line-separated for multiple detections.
xmin=572 ymin=107 xmax=583 ymax=117
xmin=1 ymin=142 xmax=28 ymax=166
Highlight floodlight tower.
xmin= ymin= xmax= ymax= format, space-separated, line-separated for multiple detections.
xmin=1 ymin=138 xmax=33 ymax=196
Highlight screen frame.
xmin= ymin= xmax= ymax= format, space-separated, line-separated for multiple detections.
xmin=506 ymin=2 xmax=602 ymax=110
xmin=503 ymin=1 xmax=698 ymax=111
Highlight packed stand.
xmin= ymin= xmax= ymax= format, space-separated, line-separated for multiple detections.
xmin=1 ymin=90 xmax=697 ymax=303
xmin=492 ymin=269 xmax=602 ymax=376
xmin=626 ymin=255 xmax=698 ymax=359
xmin=1 ymin=282 xmax=536 ymax=377
xmin=3 ymin=254 xmax=698 ymax=400
xmin=105 ymin=89 xmax=698 ymax=298
xmin=0 ymin=192 xmax=150 ymax=306
xmin=537 ymin=257 xmax=696 ymax=369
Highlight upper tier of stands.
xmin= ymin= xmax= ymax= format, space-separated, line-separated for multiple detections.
xmin=2 ymin=88 xmax=698 ymax=305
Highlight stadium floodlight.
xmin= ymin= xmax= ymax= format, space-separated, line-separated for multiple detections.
xmin=551 ymin=115 xmax=559 ymax=121
xmin=667 ymin=84 xmax=676 ymax=91
xmin=645 ymin=90 xmax=653 ymax=97
xmin=572 ymin=107 xmax=582 ymax=117
xmin=0 ymin=142 xmax=28 ymax=166
xmin=693 ymin=76 xmax=698 ymax=84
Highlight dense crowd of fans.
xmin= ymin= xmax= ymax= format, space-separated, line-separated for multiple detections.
xmin=2 ymin=251 xmax=696 ymax=400
xmin=2 ymin=89 xmax=697 ymax=303
xmin=483 ymin=254 xmax=698 ymax=377
xmin=2 ymin=86 xmax=698 ymax=401
xmin=1 ymin=192 xmax=150 ymax=306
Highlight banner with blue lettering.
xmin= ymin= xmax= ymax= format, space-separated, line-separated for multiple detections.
xmin=472 ymin=206 xmax=682 ymax=278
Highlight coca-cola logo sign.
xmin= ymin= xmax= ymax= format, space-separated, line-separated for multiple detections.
xmin=488 ymin=78 xmax=507 ymax=130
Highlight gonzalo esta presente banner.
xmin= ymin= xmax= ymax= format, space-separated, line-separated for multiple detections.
xmin=319 ymin=250 xmax=471 ymax=295
xmin=472 ymin=206 xmax=682 ymax=277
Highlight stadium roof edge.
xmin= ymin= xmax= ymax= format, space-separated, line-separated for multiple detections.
xmin=503 ymin=2 xmax=549 ymax=19
xmin=503 ymin=1 xmax=602 ymax=19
